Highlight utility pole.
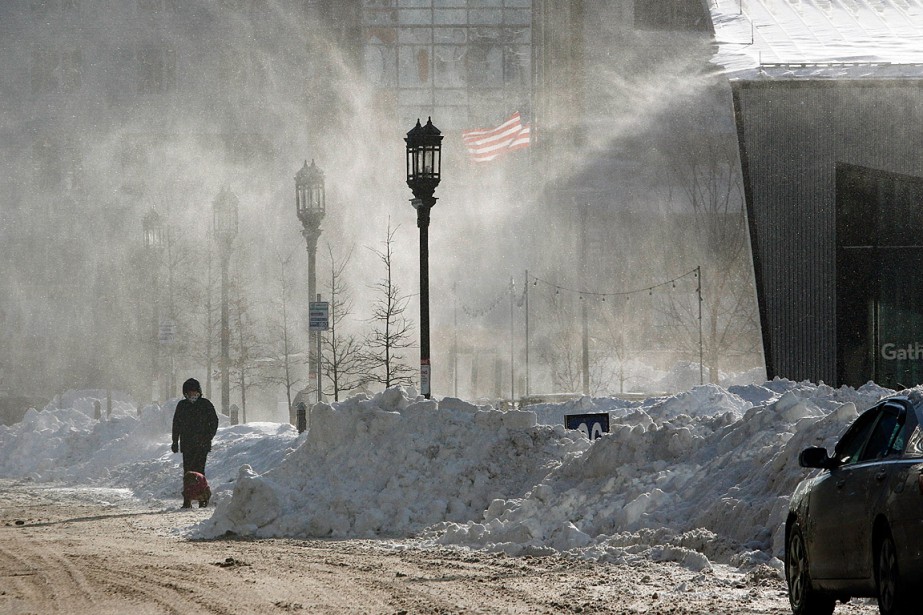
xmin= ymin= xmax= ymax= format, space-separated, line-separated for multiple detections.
xmin=697 ymin=265 xmax=704 ymax=385
xmin=580 ymin=203 xmax=590 ymax=395
xmin=509 ymin=277 xmax=515 ymax=403
xmin=453 ymin=281 xmax=458 ymax=397
xmin=524 ymin=269 xmax=530 ymax=398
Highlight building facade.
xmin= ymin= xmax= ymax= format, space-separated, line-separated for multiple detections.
xmin=733 ymin=79 xmax=923 ymax=387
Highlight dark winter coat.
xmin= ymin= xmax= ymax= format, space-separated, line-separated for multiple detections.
xmin=172 ymin=397 xmax=219 ymax=453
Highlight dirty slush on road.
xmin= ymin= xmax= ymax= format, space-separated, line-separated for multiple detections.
xmin=0 ymin=481 xmax=878 ymax=615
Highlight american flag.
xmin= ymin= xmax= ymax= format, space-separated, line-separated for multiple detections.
xmin=461 ymin=112 xmax=531 ymax=163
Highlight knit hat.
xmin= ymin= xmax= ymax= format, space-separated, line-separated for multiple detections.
xmin=182 ymin=378 xmax=202 ymax=394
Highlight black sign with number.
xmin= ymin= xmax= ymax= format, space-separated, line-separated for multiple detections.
xmin=564 ymin=413 xmax=610 ymax=440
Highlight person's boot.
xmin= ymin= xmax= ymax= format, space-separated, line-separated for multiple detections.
xmin=182 ymin=498 xmax=192 ymax=508
xmin=199 ymin=500 xmax=208 ymax=508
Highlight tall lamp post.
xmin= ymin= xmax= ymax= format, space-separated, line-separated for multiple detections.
xmin=295 ymin=160 xmax=325 ymax=403
xmin=405 ymin=117 xmax=443 ymax=399
xmin=213 ymin=187 xmax=239 ymax=416
xmin=142 ymin=207 xmax=164 ymax=402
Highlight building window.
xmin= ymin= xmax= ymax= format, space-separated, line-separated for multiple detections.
xmin=362 ymin=1 xmax=532 ymax=130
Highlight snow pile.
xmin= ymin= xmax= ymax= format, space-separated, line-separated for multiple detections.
xmin=431 ymin=381 xmax=890 ymax=568
xmin=0 ymin=392 xmax=298 ymax=504
xmin=0 ymin=379 xmax=903 ymax=572
xmin=199 ymin=389 xmax=591 ymax=538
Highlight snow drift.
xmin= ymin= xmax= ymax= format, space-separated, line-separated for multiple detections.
xmin=0 ymin=379 xmax=899 ymax=572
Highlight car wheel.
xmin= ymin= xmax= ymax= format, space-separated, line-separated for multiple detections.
xmin=876 ymin=532 xmax=909 ymax=615
xmin=786 ymin=523 xmax=835 ymax=615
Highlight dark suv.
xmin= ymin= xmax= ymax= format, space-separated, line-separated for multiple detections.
xmin=786 ymin=394 xmax=923 ymax=615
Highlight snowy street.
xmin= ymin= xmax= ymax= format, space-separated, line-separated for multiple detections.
xmin=0 ymin=381 xmax=901 ymax=614
xmin=0 ymin=479 xmax=879 ymax=615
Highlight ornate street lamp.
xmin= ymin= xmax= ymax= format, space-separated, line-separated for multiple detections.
xmin=295 ymin=159 xmax=325 ymax=405
xmin=212 ymin=187 xmax=238 ymax=416
xmin=143 ymin=208 xmax=165 ymax=250
xmin=142 ymin=208 xmax=164 ymax=402
xmin=405 ymin=117 xmax=443 ymax=399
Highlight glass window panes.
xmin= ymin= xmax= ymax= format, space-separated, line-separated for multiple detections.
xmin=433 ymin=28 xmax=466 ymax=44
xmin=859 ymin=405 xmax=904 ymax=461
xmin=503 ymin=9 xmax=530 ymax=25
xmin=434 ymin=9 xmax=466 ymax=24
xmin=470 ymin=9 xmax=502 ymax=24
xmin=399 ymin=45 xmax=432 ymax=87
xmin=400 ymin=9 xmax=432 ymax=24
xmin=833 ymin=408 xmax=879 ymax=465
xmin=364 ymin=0 xmax=531 ymax=130
xmin=365 ymin=45 xmax=397 ymax=87
xmin=399 ymin=28 xmax=434 ymax=44
xmin=434 ymin=45 xmax=465 ymax=87
xmin=399 ymin=88 xmax=432 ymax=106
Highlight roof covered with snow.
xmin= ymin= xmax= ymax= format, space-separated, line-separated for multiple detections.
xmin=709 ymin=0 xmax=923 ymax=79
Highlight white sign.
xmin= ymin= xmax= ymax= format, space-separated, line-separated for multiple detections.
xmin=158 ymin=319 xmax=176 ymax=344
xmin=420 ymin=359 xmax=431 ymax=397
xmin=309 ymin=302 xmax=329 ymax=331
xmin=881 ymin=342 xmax=923 ymax=360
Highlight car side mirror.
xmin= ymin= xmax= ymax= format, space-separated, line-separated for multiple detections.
xmin=799 ymin=446 xmax=832 ymax=469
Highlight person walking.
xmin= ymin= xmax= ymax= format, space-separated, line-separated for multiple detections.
xmin=171 ymin=378 xmax=218 ymax=508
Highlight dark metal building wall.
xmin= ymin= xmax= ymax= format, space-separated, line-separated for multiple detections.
xmin=732 ymin=80 xmax=923 ymax=385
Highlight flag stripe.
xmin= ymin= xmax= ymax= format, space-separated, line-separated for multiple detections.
xmin=462 ymin=112 xmax=531 ymax=163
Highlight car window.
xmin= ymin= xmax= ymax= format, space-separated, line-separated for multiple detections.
xmin=900 ymin=404 xmax=923 ymax=457
xmin=858 ymin=403 xmax=906 ymax=462
xmin=833 ymin=408 xmax=880 ymax=466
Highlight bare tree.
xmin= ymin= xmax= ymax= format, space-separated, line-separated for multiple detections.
xmin=322 ymin=243 xmax=370 ymax=401
xmin=261 ymin=249 xmax=305 ymax=423
xmin=175 ymin=229 xmax=220 ymax=400
xmin=228 ymin=258 xmax=262 ymax=422
xmin=658 ymin=135 xmax=761 ymax=383
xmin=364 ymin=222 xmax=416 ymax=390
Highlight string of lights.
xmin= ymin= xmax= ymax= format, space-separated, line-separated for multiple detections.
xmin=458 ymin=267 xmax=701 ymax=316
xmin=529 ymin=267 xmax=700 ymax=301
xmin=460 ymin=289 xmax=508 ymax=318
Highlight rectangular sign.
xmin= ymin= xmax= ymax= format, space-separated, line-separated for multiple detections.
xmin=564 ymin=413 xmax=610 ymax=441
xmin=158 ymin=319 xmax=176 ymax=344
xmin=420 ymin=359 xmax=431 ymax=397
xmin=309 ymin=302 xmax=329 ymax=331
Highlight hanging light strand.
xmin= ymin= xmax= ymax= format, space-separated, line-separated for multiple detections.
xmin=528 ymin=267 xmax=700 ymax=301
xmin=460 ymin=288 xmax=508 ymax=318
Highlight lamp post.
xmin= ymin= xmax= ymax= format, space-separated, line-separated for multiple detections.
xmin=405 ymin=117 xmax=443 ymax=399
xmin=295 ymin=159 xmax=325 ymax=403
xmin=142 ymin=207 xmax=164 ymax=402
xmin=212 ymin=187 xmax=238 ymax=416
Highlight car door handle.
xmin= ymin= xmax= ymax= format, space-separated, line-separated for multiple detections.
xmin=836 ymin=480 xmax=846 ymax=489
xmin=875 ymin=471 xmax=887 ymax=482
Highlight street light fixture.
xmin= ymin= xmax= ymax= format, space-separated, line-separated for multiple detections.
xmin=295 ymin=159 xmax=325 ymax=405
xmin=405 ymin=117 xmax=443 ymax=399
xmin=143 ymin=208 xmax=165 ymax=249
xmin=212 ymin=187 xmax=239 ymax=417
xmin=142 ymin=207 xmax=164 ymax=403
